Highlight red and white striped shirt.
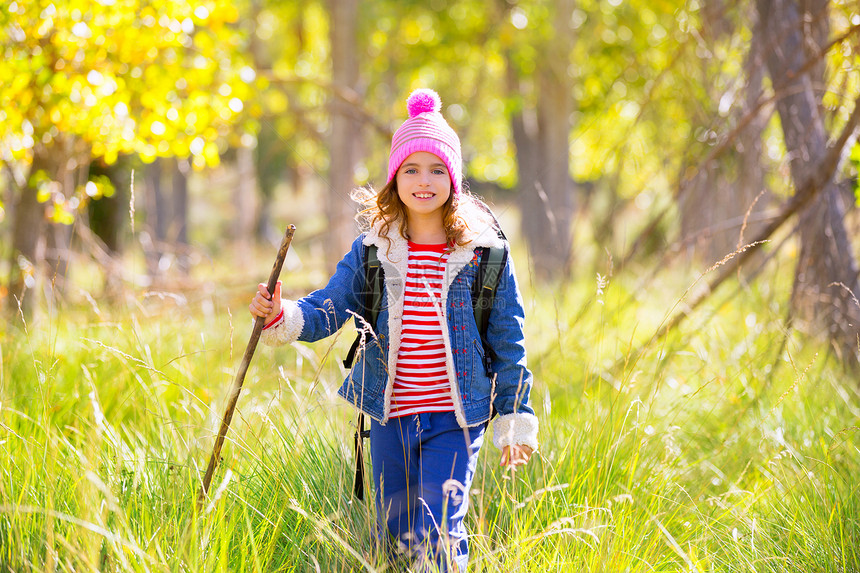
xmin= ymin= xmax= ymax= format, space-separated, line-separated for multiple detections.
xmin=389 ymin=242 xmax=455 ymax=418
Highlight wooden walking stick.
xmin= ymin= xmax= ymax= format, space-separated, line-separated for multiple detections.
xmin=197 ymin=224 xmax=296 ymax=507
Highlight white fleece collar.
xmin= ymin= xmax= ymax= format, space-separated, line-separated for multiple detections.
xmin=362 ymin=197 xmax=504 ymax=252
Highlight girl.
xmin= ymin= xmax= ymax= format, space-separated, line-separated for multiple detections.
xmin=249 ymin=89 xmax=538 ymax=571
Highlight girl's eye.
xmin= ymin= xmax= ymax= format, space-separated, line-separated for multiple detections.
xmin=404 ymin=168 xmax=417 ymax=174
xmin=432 ymin=169 xmax=446 ymax=175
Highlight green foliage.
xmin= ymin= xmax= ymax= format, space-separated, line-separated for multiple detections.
xmin=23 ymin=168 xmax=116 ymax=225
xmin=1 ymin=251 xmax=858 ymax=570
xmin=236 ymin=0 xmax=332 ymax=189
xmin=3 ymin=0 xmax=858 ymax=236
xmin=0 ymin=0 xmax=254 ymax=186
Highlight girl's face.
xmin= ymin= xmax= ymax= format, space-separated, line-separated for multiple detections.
xmin=395 ymin=151 xmax=452 ymax=221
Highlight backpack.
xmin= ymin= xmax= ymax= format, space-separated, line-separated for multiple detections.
xmin=344 ymin=220 xmax=508 ymax=500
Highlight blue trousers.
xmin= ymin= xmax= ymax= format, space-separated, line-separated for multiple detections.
xmin=370 ymin=411 xmax=486 ymax=572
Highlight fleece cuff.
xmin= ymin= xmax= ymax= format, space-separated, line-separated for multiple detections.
xmin=259 ymin=300 xmax=304 ymax=347
xmin=492 ymin=412 xmax=539 ymax=452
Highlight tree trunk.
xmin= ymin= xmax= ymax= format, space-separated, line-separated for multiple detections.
xmin=325 ymin=0 xmax=362 ymax=270
xmin=735 ymin=30 xmax=769 ymax=256
xmin=679 ymin=2 xmax=770 ymax=265
xmin=142 ymin=157 xmax=192 ymax=282
xmin=88 ymin=159 xmax=128 ymax=255
xmin=234 ymin=146 xmax=257 ymax=270
xmin=506 ymin=57 xmax=539 ymax=245
xmin=44 ymin=138 xmax=87 ymax=293
xmin=248 ymin=0 xmax=282 ymax=245
xmin=757 ymin=0 xmax=860 ymax=366
xmin=172 ymin=157 xmax=190 ymax=273
xmin=143 ymin=158 xmax=166 ymax=280
xmin=255 ymin=122 xmax=287 ymax=243
xmin=510 ymin=0 xmax=575 ymax=280
xmin=1 ymin=166 xmax=13 ymax=225
xmin=6 ymin=148 xmax=51 ymax=319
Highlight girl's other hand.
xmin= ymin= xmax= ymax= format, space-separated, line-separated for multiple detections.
xmin=249 ymin=280 xmax=282 ymax=323
xmin=500 ymin=444 xmax=533 ymax=468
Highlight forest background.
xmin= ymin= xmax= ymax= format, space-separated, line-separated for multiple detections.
xmin=1 ymin=0 xmax=859 ymax=571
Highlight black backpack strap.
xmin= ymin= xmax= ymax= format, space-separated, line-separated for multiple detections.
xmin=343 ymin=245 xmax=382 ymax=369
xmin=348 ymin=244 xmax=382 ymax=500
xmin=365 ymin=245 xmax=382 ymax=331
xmin=343 ymin=336 xmax=362 ymax=370
xmin=353 ymin=412 xmax=371 ymax=499
xmin=472 ymin=243 xmax=508 ymax=376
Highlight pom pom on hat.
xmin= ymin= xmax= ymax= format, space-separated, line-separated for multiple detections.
xmin=406 ymin=89 xmax=442 ymax=118
xmin=388 ymin=88 xmax=462 ymax=195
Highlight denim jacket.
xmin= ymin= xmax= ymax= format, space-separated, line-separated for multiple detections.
xmin=262 ymin=200 xmax=538 ymax=451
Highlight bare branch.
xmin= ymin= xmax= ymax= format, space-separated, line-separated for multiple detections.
xmin=650 ymin=91 xmax=860 ymax=343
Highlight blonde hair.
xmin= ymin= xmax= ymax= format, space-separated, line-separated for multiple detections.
xmin=351 ymin=181 xmax=472 ymax=252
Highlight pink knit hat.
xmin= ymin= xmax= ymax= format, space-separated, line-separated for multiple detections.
xmin=387 ymin=89 xmax=462 ymax=195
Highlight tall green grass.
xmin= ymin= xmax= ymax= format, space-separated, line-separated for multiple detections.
xmin=1 ymin=253 xmax=858 ymax=571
